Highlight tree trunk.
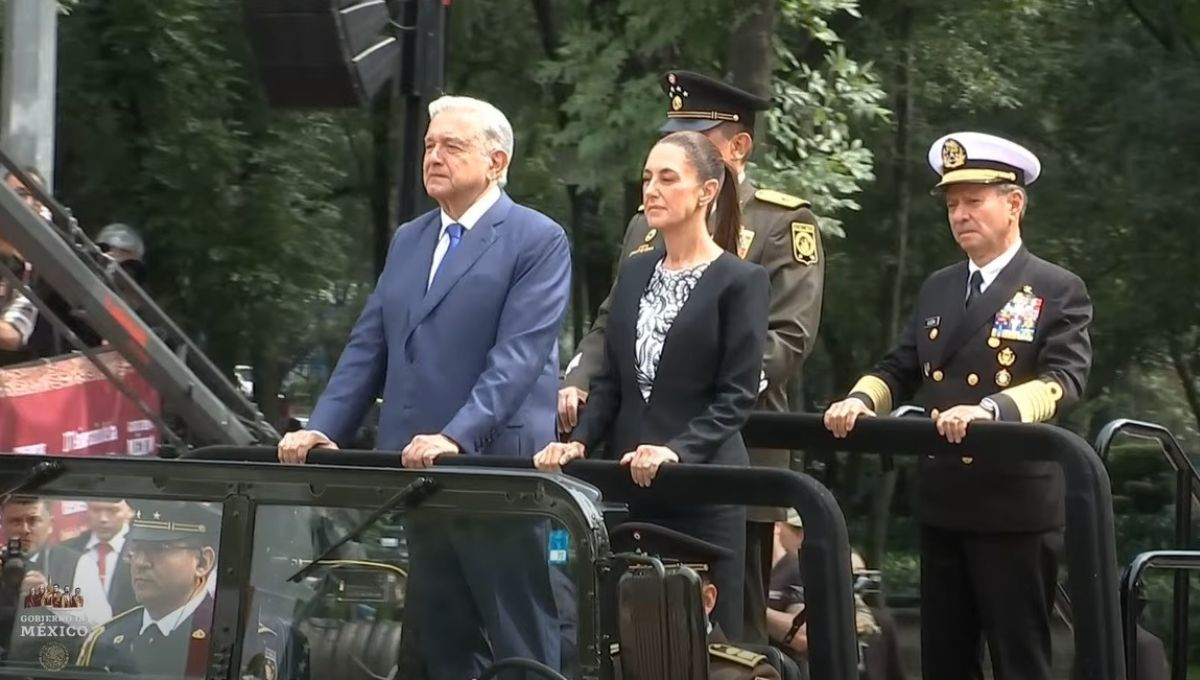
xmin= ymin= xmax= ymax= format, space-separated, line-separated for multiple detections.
xmin=369 ymin=87 xmax=394 ymax=280
xmin=726 ymin=0 xmax=778 ymax=146
xmin=726 ymin=0 xmax=777 ymax=97
xmin=532 ymin=0 xmax=607 ymax=344
xmin=1168 ymin=331 xmax=1200 ymax=431
xmin=567 ymin=186 xmax=608 ymax=343
xmin=251 ymin=344 xmax=284 ymax=434
xmin=868 ymin=5 xmax=914 ymax=568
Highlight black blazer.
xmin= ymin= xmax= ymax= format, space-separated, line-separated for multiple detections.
xmin=572 ymin=250 xmax=769 ymax=465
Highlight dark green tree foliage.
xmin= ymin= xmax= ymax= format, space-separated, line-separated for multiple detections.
xmin=52 ymin=0 xmax=369 ymax=424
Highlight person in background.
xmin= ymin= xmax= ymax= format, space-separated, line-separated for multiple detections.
xmin=95 ymin=222 xmax=149 ymax=295
xmin=77 ymin=501 xmax=219 ymax=677
xmin=1 ymin=497 xmax=80 ymax=594
xmin=65 ymin=500 xmax=137 ymax=614
xmin=0 ymin=168 xmax=47 ymax=359
xmin=767 ymin=510 xmax=807 ymax=659
xmin=853 ymin=552 xmax=906 ymax=680
xmin=608 ymin=523 xmax=780 ymax=680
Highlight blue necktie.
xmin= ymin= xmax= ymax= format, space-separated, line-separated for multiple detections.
xmin=431 ymin=223 xmax=464 ymax=289
xmin=446 ymin=223 xmax=464 ymax=254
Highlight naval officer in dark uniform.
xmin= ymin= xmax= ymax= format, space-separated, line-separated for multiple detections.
xmin=76 ymin=501 xmax=219 ymax=677
xmin=609 ymin=523 xmax=780 ymax=680
xmin=824 ymin=131 xmax=1093 ymax=680
xmin=559 ymin=69 xmax=826 ymax=644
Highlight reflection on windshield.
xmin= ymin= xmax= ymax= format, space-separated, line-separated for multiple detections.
xmin=247 ymin=506 xmax=583 ymax=680
xmin=0 ymin=495 xmax=221 ymax=678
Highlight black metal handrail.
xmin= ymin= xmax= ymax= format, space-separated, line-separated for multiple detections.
xmin=195 ymin=411 xmax=1124 ymax=680
xmin=186 ymin=446 xmax=860 ymax=680
xmin=1095 ymin=419 xmax=1199 ymax=680
xmin=1120 ymin=551 xmax=1200 ymax=680
xmin=883 ymin=407 xmax=1080 ymax=628
xmin=1094 ymin=419 xmax=1200 ymax=501
xmin=737 ymin=412 xmax=1124 ymax=680
xmin=0 ymin=453 xmax=606 ymax=680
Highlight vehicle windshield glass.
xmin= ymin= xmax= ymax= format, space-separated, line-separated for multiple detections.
xmin=243 ymin=504 xmax=589 ymax=680
xmin=0 ymin=461 xmax=603 ymax=680
xmin=0 ymin=494 xmax=222 ymax=678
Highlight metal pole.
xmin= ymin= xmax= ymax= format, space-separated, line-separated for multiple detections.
xmin=395 ymin=0 xmax=447 ymax=225
xmin=0 ymin=0 xmax=58 ymax=186
xmin=1171 ymin=468 xmax=1191 ymax=680
xmin=370 ymin=85 xmax=395 ymax=280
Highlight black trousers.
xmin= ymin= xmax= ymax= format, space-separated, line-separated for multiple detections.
xmin=919 ymin=524 xmax=1062 ymax=680
xmin=741 ymin=521 xmax=774 ymax=644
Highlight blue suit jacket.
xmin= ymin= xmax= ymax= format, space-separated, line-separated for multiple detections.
xmin=309 ymin=192 xmax=571 ymax=455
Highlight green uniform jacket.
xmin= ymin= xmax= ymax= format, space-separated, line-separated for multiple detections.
xmin=611 ymin=628 xmax=783 ymax=679
xmin=563 ymin=177 xmax=825 ymax=473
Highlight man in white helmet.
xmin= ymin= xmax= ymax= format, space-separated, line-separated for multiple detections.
xmin=824 ymin=132 xmax=1094 ymax=679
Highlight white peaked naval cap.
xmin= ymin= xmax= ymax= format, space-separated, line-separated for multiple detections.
xmin=928 ymin=132 xmax=1042 ymax=189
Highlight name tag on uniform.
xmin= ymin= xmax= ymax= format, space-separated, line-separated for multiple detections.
xmin=992 ymin=288 xmax=1043 ymax=342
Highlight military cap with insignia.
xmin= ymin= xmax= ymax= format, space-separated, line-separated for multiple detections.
xmin=609 ymin=522 xmax=734 ymax=575
xmin=659 ymin=70 xmax=770 ymax=133
xmin=128 ymin=500 xmax=220 ymax=544
xmin=928 ymin=131 xmax=1042 ymax=189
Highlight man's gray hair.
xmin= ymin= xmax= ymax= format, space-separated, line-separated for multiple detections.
xmin=427 ymin=95 xmax=514 ymax=187
xmin=995 ymin=183 xmax=1028 ymax=219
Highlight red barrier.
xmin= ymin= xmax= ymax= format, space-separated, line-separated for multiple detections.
xmin=0 ymin=351 xmax=160 ymax=458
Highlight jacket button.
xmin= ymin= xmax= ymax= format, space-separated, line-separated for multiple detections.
xmin=961 ymin=456 xmax=974 ymax=464
xmin=932 ymin=370 xmax=944 ymax=382
xmin=967 ymin=373 xmax=979 ymax=386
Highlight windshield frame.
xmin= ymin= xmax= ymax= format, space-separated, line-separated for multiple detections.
xmin=0 ymin=454 xmax=608 ymax=680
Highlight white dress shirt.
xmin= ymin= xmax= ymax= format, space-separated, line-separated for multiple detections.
xmin=140 ymin=582 xmax=209 ymax=637
xmin=968 ymin=238 xmax=1023 ymax=295
xmin=971 ymin=239 xmax=1022 ymax=418
xmin=426 ymin=184 xmax=502 ymax=290
xmin=74 ymin=525 xmax=129 ymax=597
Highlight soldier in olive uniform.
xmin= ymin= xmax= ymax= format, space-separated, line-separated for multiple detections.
xmin=824 ymin=132 xmax=1094 ymax=680
xmin=609 ymin=523 xmax=781 ymax=680
xmin=76 ymin=501 xmax=219 ymax=677
xmin=560 ymin=69 xmax=825 ymax=643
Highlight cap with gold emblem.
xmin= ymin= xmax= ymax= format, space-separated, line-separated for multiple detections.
xmin=659 ymin=70 xmax=770 ymax=133
xmin=128 ymin=500 xmax=220 ymax=543
xmin=928 ymin=131 xmax=1042 ymax=189
xmin=609 ymin=522 xmax=734 ymax=575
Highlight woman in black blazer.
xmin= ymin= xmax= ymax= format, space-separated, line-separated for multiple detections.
xmin=535 ymin=130 xmax=769 ymax=638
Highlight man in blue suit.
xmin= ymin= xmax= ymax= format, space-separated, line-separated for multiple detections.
xmin=279 ymin=95 xmax=572 ymax=678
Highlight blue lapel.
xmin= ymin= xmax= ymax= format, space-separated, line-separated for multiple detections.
xmin=406 ymin=192 xmax=511 ymax=337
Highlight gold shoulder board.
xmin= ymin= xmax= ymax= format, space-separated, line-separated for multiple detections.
xmin=754 ymin=189 xmax=810 ymax=210
xmin=709 ymin=643 xmax=766 ymax=668
xmin=105 ymin=606 xmax=142 ymax=624
xmin=76 ymin=623 xmax=107 ymax=666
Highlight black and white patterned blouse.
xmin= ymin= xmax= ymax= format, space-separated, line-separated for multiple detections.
xmin=635 ymin=258 xmax=712 ymax=401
